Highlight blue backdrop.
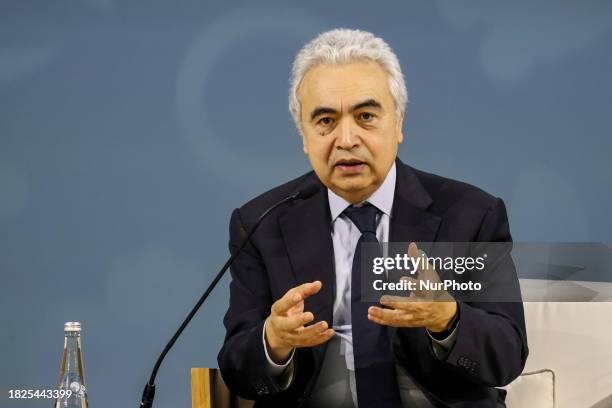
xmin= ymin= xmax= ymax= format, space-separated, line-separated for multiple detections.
xmin=1 ymin=1 xmax=611 ymax=406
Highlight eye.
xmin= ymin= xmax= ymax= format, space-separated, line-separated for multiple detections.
xmin=357 ymin=112 xmax=375 ymax=121
xmin=317 ymin=117 xmax=335 ymax=126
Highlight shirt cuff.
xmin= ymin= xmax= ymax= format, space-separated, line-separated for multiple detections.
xmin=427 ymin=323 xmax=458 ymax=350
xmin=426 ymin=308 xmax=459 ymax=360
xmin=262 ymin=319 xmax=295 ymax=376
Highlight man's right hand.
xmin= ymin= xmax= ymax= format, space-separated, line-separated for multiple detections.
xmin=265 ymin=280 xmax=335 ymax=364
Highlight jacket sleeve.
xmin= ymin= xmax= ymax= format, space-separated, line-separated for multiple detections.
xmin=435 ymin=198 xmax=529 ymax=387
xmin=217 ymin=208 xmax=290 ymax=399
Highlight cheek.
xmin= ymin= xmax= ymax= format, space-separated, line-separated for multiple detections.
xmin=362 ymin=134 xmax=398 ymax=172
xmin=363 ymin=136 xmax=388 ymax=159
xmin=308 ymin=137 xmax=335 ymax=163
xmin=371 ymin=128 xmax=400 ymax=155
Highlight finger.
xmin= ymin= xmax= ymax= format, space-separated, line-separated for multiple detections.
xmin=368 ymin=306 xmax=407 ymax=324
xmin=408 ymin=242 xmax=429 ymax=273
xmin=380 ymin=291 xmax=413 ymax=308
xmin=368 ymin=306 xmax=426 ymax=328
xmin=380 ymin=295 xmax=417 ymax=310
xmin=368 ymin=313 xmax=400 ymax=327
xmin=400 ymin=276 xmax=422 ymax=296
xmin=272 ymin=281 xmax=321 ymax=314
xmin=287 ymin=281 xmax=323 ymax=314
xmin=401 ymin=275 xmax=435 ymax=299
xmin=408 ymin=242 xmax=420 ymax=259
xmin=404 ymin=273 xmax=445 ymax=302
xmin=380 ymin=294 xmax=410 ymax=303
xmin=408 ymin=242 xmax=425 ymax=278
xmin=284 ymin=322 xmax=332 ymax=346
xmin=367 ymin=313 xmax=423 ymax=328
xmin=378 ymin=277 xmax=420 ymax=306
xmin=276 ymin=311 xmax=314 ymax=331
xmin=298 ymin=329 xmax=335 ymax=347
xmin=379 ymin=298 xmax=430 ymax=314
xmin=400 ymin=276 xmax=419 ymax=287
xmin=272 ymin=291 xmax=301 ymax=315
xmin=300 ymin=280 xmax=323 ymax=298
xmin=288 ymin=281 xmax=323 ymax=305
xmin=408 ymin=242 xmax=440 ymax=281
xmin=291 ymin=320 xmax=329 ymax=338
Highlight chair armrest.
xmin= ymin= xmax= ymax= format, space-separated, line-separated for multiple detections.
xmin=191 ymin=368 xmax=254 ymax=408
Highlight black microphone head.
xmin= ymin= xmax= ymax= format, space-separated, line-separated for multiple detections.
xmin=294 ymin=183 xmax=321 ymax=200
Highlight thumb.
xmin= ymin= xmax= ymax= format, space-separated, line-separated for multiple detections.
xmin=408 ymin=242 xmax=439 ymax=280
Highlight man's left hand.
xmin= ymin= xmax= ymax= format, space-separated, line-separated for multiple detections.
xmin=367 ymin=242 xmax=458 ymax=333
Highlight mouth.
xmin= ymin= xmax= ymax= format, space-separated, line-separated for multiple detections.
xmin=334 ymin=159 xmax=367 ymax=174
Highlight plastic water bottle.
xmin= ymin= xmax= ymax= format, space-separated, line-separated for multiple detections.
xmin=54 ymin=322 xmax=89 ymax=408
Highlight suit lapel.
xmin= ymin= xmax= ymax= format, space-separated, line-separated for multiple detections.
xmin=390 ymin=160 xmax=442 ymax=255
xmin=279 ymin=177 xmax=335 ymax=327
xmin=386 ymin=160 xmax=442 ymax=346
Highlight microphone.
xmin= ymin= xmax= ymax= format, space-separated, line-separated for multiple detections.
xmin=290 ymin=183 xmax=319 ymax=201
xmin=139 ymin=182 xmax=320 ymax=407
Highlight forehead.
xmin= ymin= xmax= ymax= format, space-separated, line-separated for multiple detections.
xmin=298 ymin=60 xmax=393 ymax=108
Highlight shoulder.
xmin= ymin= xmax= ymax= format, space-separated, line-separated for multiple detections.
xmin=417 ymin=168 xmax=499 ymax=204
xmin=400 ymin=162 xmax=511 ymax=241
xmin=405 ymin=164 xmax=501 ymax=212
xmin=234 ymin=170 xmax=319 ymax=222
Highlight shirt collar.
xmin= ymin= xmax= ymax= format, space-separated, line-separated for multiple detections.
xmin=327 ymin=162 xmax=396 ymax=222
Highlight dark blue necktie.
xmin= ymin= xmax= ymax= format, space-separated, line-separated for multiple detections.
xmin=343 ymin=203 xmax=402 ymax=408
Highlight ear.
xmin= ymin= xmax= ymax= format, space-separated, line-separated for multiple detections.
xmin=297 ymin=104 xmax=310 ymax=154
xmin=301 ymin=129 xmax=309 ymax=155
xmin=396 ymin=111 xmax=405 ymax=144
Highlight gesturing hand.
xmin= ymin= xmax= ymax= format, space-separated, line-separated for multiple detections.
xmin=265 ymin=281 xmax=335 ymax=363
xmin=367 ymin=242 xmax=458 ymax=333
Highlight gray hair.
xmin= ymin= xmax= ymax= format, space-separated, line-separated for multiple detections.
xmin=289 ymin=28 xmax=408 ymax=132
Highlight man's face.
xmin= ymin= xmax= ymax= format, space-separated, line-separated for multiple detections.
xmin=298 ymin=60 xmax=404 ymax=203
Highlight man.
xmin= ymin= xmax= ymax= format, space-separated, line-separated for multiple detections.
xmin=218 ymin=28 xmax=528 ymax=407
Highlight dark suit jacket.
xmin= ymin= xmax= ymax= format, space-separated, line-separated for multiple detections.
xmin=217 ymin=159 xmax=528 ymax=407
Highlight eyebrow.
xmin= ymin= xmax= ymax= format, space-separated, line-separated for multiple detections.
xmin=310 ymin=98 xmax=382 ymax=121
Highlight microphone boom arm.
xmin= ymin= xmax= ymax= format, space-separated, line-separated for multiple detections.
xmin=139 ymin=190 xmax=306 ymax=407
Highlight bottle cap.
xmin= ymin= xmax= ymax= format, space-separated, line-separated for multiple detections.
xmin=64 ymin=322 xmax=82 ymax=332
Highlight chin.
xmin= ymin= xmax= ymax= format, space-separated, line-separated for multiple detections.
xmin=334 ymin=179 xmax=374 ymax=198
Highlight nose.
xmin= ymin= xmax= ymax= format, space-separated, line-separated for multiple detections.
xmin=335 ymin=117 xmax=360 ymax=150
